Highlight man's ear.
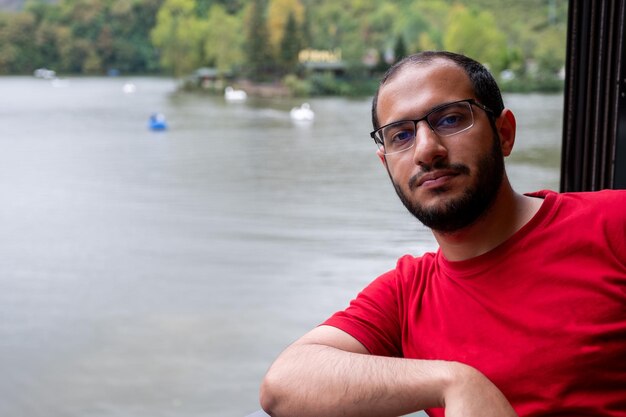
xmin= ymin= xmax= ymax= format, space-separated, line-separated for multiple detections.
xmin=496 ymin=109 xmax=516 ymax=157
xmin=376 ymin=148 xmax=387 ymax=167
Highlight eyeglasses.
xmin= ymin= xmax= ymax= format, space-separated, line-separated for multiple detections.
xmin=370 ymin=99 xmax=494 ymax=155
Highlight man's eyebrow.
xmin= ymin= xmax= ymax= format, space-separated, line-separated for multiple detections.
xmin=385 ymin=100 xmax=462 ymax=125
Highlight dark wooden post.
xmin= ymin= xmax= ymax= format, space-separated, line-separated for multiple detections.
xmin=561 ymin=0 xmax=626 ymax=191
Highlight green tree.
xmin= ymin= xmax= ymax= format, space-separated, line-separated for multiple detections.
xmin=443 ymin=5 xmax=508 ymax=73
xmin=54 ymin=25 xmax=75 ymax=72
xmin=535 ymin=26 xmax=566 ymax=75
xmin=365 ymin=1 xmax=400 ymax=48
xmin=300 ymin=4 xmax=312 ymax=49
xmin=0 ymin=11 xmax=39 ymax=73
xmin=404 ymin=0 xmax=448 ymax=52
xmin=24 ymin=0 xmax=162 ymax=74
xmin=63 ymin=36 xmax=93 ymax=73
xmin=278 ymin=11 xmax=301 ymax=73
xmin=34 ymin=19 xmax=62 ymax=68
xmin=61 ymin=0 xmax=106 ymax=42
xmin=119 ymin=0 xmax=164 ymax=72
xmin=267 ymin=0 xmax=304 ymax=51
xmin=57 ymin=0 xmax=108 ymax=73
xmin=212 ymin=0 xmax=244 ymax=14
xmin=204 ymin=4 xmax=244 ymax=73
xmin=244 ymin=0 xmax=273 ymax=80
xmin=151 ymin=0 xmax=205 ymax=76
xmin=305 ymin=0 xmax=377 ymax=67
xmin=83 ymin=47 xmax=103 ymax=73
xmin=121 ymin=0 xmax=164 ymax=73
xmin=393 ymin=35 xmax=407 ymax=63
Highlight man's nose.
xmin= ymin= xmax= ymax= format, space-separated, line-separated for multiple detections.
xmin=411 ymin=122 xmax=448 ymax=167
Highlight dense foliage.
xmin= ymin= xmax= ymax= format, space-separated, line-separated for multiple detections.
xmin=0 ymin=0 xmax=567 ymax=92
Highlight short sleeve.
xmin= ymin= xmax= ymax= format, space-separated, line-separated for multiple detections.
xmin=322 ymin=269 xmax=402 ymax=357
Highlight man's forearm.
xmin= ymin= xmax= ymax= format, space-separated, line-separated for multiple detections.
xmin=260 ymin=343 xmax=467 ymax=417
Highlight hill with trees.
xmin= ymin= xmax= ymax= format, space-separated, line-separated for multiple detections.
xmin=0 ymin=0 xmax=567 ymax=94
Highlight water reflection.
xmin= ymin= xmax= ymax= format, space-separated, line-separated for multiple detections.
xmin=0 ymin=77 xmax=562 ymax=417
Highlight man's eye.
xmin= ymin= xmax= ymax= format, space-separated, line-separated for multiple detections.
xmin=436 ymin=114 xmax=463 ymax=128
xmin=390 ymin=130 xmax=414 ymax=143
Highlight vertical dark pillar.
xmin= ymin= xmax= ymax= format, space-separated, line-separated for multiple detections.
xmin=615 ymin=13 xmax=626 ymax=188
xmin=561 ymin=0 xmax=626 ymax=191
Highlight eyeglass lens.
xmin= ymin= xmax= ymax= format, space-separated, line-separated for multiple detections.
xmin=377 ymin=101 xmax=475 ymax=155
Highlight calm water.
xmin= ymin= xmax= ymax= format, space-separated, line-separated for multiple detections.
xmin=0 ymin=77 xmax=562 ymax=417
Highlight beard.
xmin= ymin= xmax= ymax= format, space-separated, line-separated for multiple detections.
xmin=391 ymin=132 xmax=505 ymax=233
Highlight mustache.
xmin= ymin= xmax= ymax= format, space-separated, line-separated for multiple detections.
xmin=408 ymin=162 xmax=470 ymax=191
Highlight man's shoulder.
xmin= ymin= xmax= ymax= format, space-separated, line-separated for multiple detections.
xmin=396 ymin=252 xmax=438 ymax=267
xmin=391 ymin=252 xmax=439 ymax=281
xmin=528 ymin=189 xmax=626 ymax=209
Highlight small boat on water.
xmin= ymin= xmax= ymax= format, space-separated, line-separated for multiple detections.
xmin=149 ymin=113 xmax=167 ymax=131
xmin=122 ymin=82 xmax=137 ymax=94
xmin=224 ymin=86 xmax=247 ymax=102
xmin=290 ymin=102 xmax=315 ymax=122
xmin=34 ymin=68 xmax=56 ymax=79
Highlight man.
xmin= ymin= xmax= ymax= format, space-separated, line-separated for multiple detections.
xmin=259 ymin=51 xmax=626 ymax=417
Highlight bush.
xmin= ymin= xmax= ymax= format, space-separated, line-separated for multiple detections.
xmin=500 ymin=74 xmax=564 ymax=93
xmin=308 ymin=72 xmax=343 ymax=95
xmin=283 ymin=74 xmax=312 ymax=97
xmin=305 ymin=73 xmax=379 ymax=97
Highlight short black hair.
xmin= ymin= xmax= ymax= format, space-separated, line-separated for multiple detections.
xmin=371 ymin=51 xmax=505 ymax=130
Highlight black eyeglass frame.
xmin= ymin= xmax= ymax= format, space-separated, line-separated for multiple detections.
xmin=370 ymin=98 xmax=495 ymax=154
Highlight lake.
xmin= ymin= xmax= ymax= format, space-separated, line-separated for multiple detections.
xmin=0 ymin=77 xmax=562 ymax=417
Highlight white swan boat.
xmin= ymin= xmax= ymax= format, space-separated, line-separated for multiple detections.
xmin=290 ymin=103 xmax=315 ymax=122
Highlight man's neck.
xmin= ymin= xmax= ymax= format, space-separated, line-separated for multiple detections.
xmin=433 ymin=183 xmax=544 ymax=262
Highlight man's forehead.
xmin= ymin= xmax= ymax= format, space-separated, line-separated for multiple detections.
xmin=375 ymin=60 xmax=476 ymax=127
xmin=378 ymin=60 xmax=473 ymax=109
xmin=385 ymin=59 xmax=468 ymax=89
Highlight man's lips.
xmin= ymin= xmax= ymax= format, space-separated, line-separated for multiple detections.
xmin=409 ymin=169 xmax=461 ymax=190
xmin=418 ymin=170 xmax=459 ymax=186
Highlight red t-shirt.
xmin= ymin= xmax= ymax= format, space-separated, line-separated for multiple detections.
xmin=323 ymin=190 xmax=626 ymax=416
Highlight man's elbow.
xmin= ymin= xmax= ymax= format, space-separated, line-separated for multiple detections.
xmin=259 ymin=369 xmax=283 ymax=416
